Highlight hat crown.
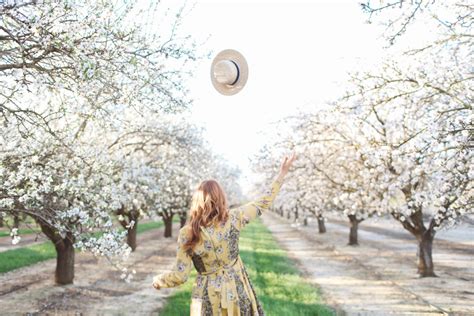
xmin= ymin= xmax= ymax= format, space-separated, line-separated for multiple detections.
xmin=213 ymin=60 xmax=238 ymax=85
xmin=210 ymin=49 xmax=248 ymax=96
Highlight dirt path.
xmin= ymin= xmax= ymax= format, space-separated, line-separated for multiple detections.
xmin=261 ymin=212 xmax=474 ymax=316
xmin=0 ymin=225 xmax=181 ymax=315
xmin=326 ymin=217 xmax=474 ymax=255
xmin=322 ymin=221 xmax=473 ymax=282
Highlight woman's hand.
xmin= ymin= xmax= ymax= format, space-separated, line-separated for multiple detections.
xmin=279 ymin=151 xmax=297 ymax=177
xmin=152 ymin=276 xmax=161 ymax=290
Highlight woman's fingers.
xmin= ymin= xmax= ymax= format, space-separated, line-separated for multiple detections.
xmin=280 ymin=151 xmax=297 ymax=174
xmin=289 ymin=151 xmax=296 ymax=163
xmin=283 ymin=152 xmax=297 ymax=171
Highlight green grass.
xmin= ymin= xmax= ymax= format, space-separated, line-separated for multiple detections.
xmin=0 ymin=242 xmax=57 ymax=273
xmin=136 ymin=221 xmax=163 ymax=233
xmin=0 ymin=220 xmax=165 ymax=274
xmin=160 ymin=219 xmax=334 ymax=316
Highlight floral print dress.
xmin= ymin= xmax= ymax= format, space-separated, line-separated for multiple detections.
xmin=153 ymin=177 xmax=283 ymax=316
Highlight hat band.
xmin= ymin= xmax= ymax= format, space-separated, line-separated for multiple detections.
xmin=229 ymin=60 xmax=240 ymax=86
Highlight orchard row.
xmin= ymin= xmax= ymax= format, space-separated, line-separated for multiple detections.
xmin=252 ymin=1 xmax=472 ymax=277
xmin=0 ymin=2 xmax=243 ymax=285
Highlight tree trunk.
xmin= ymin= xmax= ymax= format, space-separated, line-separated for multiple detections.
xmin=0 ymin=214 xmax=3 ymax=227
xmin=13 ymin=215 xmax=20 ymax=229
xmin=287 ymin=211 xmax=291 ymax=220
xmin=163 ymin=216 xmax=173 ymax=238
xmin=127 ymin=221 xmax=138 ymax=251
xmin=317 ymin=216 xmax=326 ymax=234
xmin=54 ymin=235 xmax=75 ymax=285
xmin=348 ymin=215 xmax=359 ymax=246
xmin=36 ymin=219 xmax=76 ymax=284
xmin=303 ymin=217 xmax=308 ymax=226
xmin=116 ymin=207 xmax=139 ymax=252
xmin=417 ymin=232 xmax=436 ymax=277
xmin=180 ymin=215 xmax=187 ymax=228
xmin=391 ymin=207 xmax=439 ymax=277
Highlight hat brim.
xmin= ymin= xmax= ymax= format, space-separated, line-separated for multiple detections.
xmin=211 ymin=49 xmax=249 ymax=96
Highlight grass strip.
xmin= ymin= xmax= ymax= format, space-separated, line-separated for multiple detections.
xmin=160 ymin=219 xmax=334 ymax=316
xmin=0 ymin=242 xmax=57 ymax=273
xmin=0 ymin=220 xmax=164 ymax=274
xmin=136 ymin=221 xmax=163 ymax=234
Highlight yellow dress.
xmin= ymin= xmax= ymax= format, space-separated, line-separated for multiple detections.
xmin=153 ymin=177 xmax=283 ymax=316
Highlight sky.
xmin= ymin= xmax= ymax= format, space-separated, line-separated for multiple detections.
xmin=162 ymin=0 xmax=388 ymax=191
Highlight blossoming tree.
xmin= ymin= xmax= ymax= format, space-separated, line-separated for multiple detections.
xmin=0 ymin=0 xmax=203 ymax=284
xmin=356 ymin=0 xmax=473 ymax=276
xmin=0 ymin=120 xmax=131 ymax=284
xmin=252 ymin=1 xmax=472 ymax=277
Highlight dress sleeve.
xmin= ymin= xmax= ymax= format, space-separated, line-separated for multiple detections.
xmin=152 ymin=228 xmax=193 ymax=288
xmin=230 ymin=175 xmax=284 ymax=230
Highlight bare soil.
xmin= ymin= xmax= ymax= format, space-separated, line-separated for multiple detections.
xmin=2 ymin=214 xmax=472 ymax=316
xmin=0 ymin=225 xmax=180 ymax=315
xmin=261 ymin=212 xmax=474 ymax=316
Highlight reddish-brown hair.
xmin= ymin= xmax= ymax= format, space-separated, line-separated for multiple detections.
xmin=183 ymin=179 xmax=229 ymax=253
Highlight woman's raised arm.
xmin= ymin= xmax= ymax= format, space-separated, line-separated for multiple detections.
xmin=230 ymin=152 xmax=297 ymax=229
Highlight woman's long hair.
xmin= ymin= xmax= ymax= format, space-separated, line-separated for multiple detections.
xmin=183 ymin=179 xmax=229 ymax=253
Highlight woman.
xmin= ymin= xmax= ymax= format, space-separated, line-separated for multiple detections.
xmin=153 ymin=152 xmax=297 ymax=315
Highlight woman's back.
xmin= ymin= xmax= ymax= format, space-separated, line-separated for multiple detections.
xmin=188 ymin=211 xmax=242 ymax=274
xmin=187 ymin=207 xmax=263 ymax=315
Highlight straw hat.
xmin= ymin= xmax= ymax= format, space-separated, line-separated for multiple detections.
xmin=210 ymin=49 xmax=248 ymax=96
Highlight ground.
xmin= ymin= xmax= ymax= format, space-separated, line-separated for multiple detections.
xmin=0 ymin=225 xmax=179 ymax=315
xmin=0 ymin=213 xmax=472 ymax=315
xmin=261 ymin=212 xmax=474 ymax=316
